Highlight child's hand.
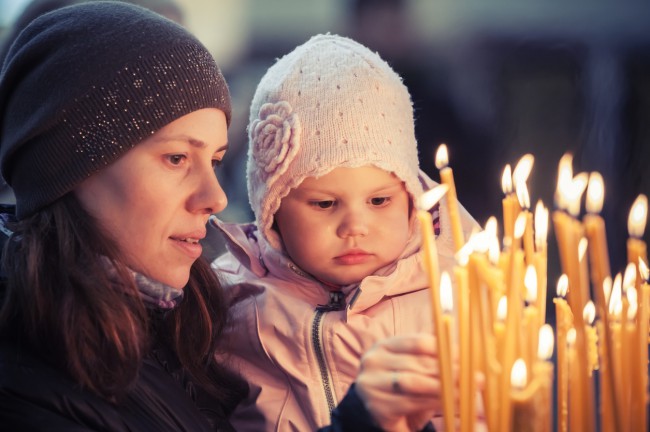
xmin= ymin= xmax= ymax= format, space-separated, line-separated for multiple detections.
xmin=355 ymin=334 xmax=441 ymax=432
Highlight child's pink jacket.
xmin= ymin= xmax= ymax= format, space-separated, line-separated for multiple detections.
xmin=212 ymin=174 xmax=478 ymax=431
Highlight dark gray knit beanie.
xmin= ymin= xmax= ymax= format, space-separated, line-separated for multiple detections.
xmin=0 ymin=1 xmax=231 ymax=219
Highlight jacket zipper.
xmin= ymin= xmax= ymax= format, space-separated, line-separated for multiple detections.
xmin=311 ymin=309 xmax=338 ymax=417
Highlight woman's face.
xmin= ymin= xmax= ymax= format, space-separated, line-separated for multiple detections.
xmin=75 ymin=108 xmax=228 ymax=289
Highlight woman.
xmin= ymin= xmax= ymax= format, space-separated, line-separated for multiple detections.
xmin=0 ymin=2 xmax=245 ymax=430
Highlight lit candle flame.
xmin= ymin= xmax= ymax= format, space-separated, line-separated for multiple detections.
xmin=623 ymin=262 xmax=637 ymax=293
xmin=513 ymin=154 xmax=535 ymax=185
xmin=485 ymin=216 xmax=498 ymax=238
xmin=567 ymin=173 xmax=589 ymax=217
xmin=417 ymin=184 xmax=449 ymax=211
xmin=515 ymin=180 xmax=531 ymax=210
xmin=511 ymin=358 xmax=528 ymax=390
xmin=627 ymin=286 xmax=638 ymax=321
xmin=502 ymin=164 xmax=513 ymax=196
xmin=609 ymin=273 xmax=623 ymax=318
xmin=514 ymin=212 xmax=527 ymax=239
xmin=488 ymin=236 xmax=501 ymax=265
xmin=524 ymin=265 xmax=538 ymax=303
xmin=435 ymin=144 xmax=449 ymax=170
xmin=555 ymin=153 xmax=574 ymax=209
xmin=578 ymin=237 xmax=588 ymax=262
xmin=583 ymin=300 xmax=596 ymax=325
xmin=567 ymin=327 xmax=577 ymax=346
xmin=534 ymin=200 xmax=548 ymax=251
xmin=440 ymin=271 xmax=454 ymax=314
xmin=556 ymin=274 xmax=569 ymax=298
xmin=603 ymin=276 xmax=613 ymax=306
xmin=640 ymin=258 xmax=649 ymax=282
xmin=628 ymin=194 xmax=648 ymax=239
xmin=497 ymin=296 xmax=507 ymax=322
xmin=586 ymin=172 xmax=605 ymax=214
xmin=538 ymin=324 xmax=554 ymax=361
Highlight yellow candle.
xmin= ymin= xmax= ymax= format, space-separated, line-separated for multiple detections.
xmin=454 ymin=264 xmax=473 ymax=432
xmin=436 ymin=144 xmax=465 ymax=252
xmin=583 ymin=172 xmax=622 ymax=430
xmin=534 ymin=201 xmax=549 ymax=328
xmin=584 ymin=172 xmax=612 ymax=308
xmin=554 ymin=275 xmax=573 ymax=432
xmin=439 ymin=272 xmax=456 ymax=431
xmin=633 ymin=270 xmax=650 ymax=432
xmin=501 ymin=164 xmax=520 ymax=248
xmin=627 ymin=194 xmax=648 ymax=290
xmin=566 ymin=328 xmax=581 ymax=432
xmin=523 ymin=265 xmax=539 ymax=371
xmin=416 ymin=185 xmax=454 ymax=432
xmin=596 ymin=320 xmax=615 ymax=432
xmin=499 ymin=217 xmax=525 ymax=431
xmin=494 ymin=295 xmax=507 ymax=357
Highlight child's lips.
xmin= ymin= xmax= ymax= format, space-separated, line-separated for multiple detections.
xmin=334 ymin=249 xmax=372 ymax=265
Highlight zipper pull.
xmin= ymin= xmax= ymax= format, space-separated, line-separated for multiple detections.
xmin=316 ymin=290 xmax=346 ymax=312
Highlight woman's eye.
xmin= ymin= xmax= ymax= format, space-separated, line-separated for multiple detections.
xmin=370 ymin=197 xmax=390 ymax=206
xmin=311 ymin=200 xmax=335 ymax=209
xmin=212 ymin=159 xmax=223 ymax=169
xmin=167 ymin=154 xmax=186 ymax=166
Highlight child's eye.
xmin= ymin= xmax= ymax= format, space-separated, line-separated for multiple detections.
xmin=212 ymin=158 xmax=223 ymax=169
xmin=310 ymin=200 xmax=335 ymax=209
xmin=370 ymin=197 xmax=390 ymax=206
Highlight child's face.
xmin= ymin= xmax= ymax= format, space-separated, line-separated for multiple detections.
xmin=274 ymin=165 xmax=414 ymax=286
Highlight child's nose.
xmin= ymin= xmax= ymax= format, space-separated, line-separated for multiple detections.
xmin=336 ymin=210 xmax=369 ymax=238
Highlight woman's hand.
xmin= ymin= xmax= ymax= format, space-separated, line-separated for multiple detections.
xmin=355 ymin=334 xmax=441 ymax=432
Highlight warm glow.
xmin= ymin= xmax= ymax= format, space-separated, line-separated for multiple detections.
xmin=485 ymin=216 xmax=498 ymax=239
xmin=524 ymin=265 xmax=538 ymax=303
xmin=513 ymin=154 xmax=535 ymax=185
xmin=603 ymin=276 xmax=613 ymax=306
xmin=567 ymin=327 xmax=577 ymax=346
xmin=515 ymin=180 xmax=531 ymax=210
xmin=418 ymin=184 xmax=449 ymax=211
xmin=567 ymin=173 xmax=589 ymax=217
xmin=628 ymin=194 xmax=648 ymax=239
xmin=455 ymin=239 xmax=473 ymax=266
xmin=579 ymin=237 xmax=588 ymax=262
xmin=514 ymin=212 xmax=527 ymax=239
xmin=557 ymin=274 xmax=569 ymax=298
xmin=538 ymin=324 xmax=554 ymax=361
xmin=511 ymin=358 xmax=528 ymax=390
xmin=555 ymin=153 xmax=574 ymax=209
xmin=440 ymin=271 xmax=454 ymax=314
xmin=435 ymin=143 xmax=449 ymax=170
xmin=585 ymin=172 xmax=605 ymax=214
xmin=609 ymin=273 xmax=623 ymax=318
xmin=502 ymin=164 xmax=513 ymax=195
xmin=534 ymin=200 xmax=548 ymax=251
xmin=640 ymin=258 xmax=649 ymax=282
xmin=466 ymin=230 xmax=486 ymax=255
xmin=627 ymin=286 xmax=638 ymax=321
xmin=583 ymin=301 xmax=596 ymax=325
xmin=623 ymin=262 xmax=637 ymax=292
xmin=497 ymin=296 xmax=507 ymax=322
xmin=488 ymin=236 xmax=501 ymax=265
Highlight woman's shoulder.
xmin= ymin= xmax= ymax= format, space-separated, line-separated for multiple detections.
xmin=0 ymin=338 xmax=122 ymax=430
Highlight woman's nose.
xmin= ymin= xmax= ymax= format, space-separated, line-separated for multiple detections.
xmin=192 ymin=168 xmax=228 ymax=215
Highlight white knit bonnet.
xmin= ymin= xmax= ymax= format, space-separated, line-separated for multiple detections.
xmin=247 ymin=34 xmax=423 ymax=250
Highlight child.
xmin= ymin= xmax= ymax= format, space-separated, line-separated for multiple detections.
xmin=212 ymin=34 xmax=477 ymax=431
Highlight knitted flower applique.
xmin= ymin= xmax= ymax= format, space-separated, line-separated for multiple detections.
xmin=250 ymin=101 xmax=301 ymax=187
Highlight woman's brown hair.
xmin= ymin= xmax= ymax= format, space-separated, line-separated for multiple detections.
xmin=0 ymin=193 xmax=242 ymax=405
